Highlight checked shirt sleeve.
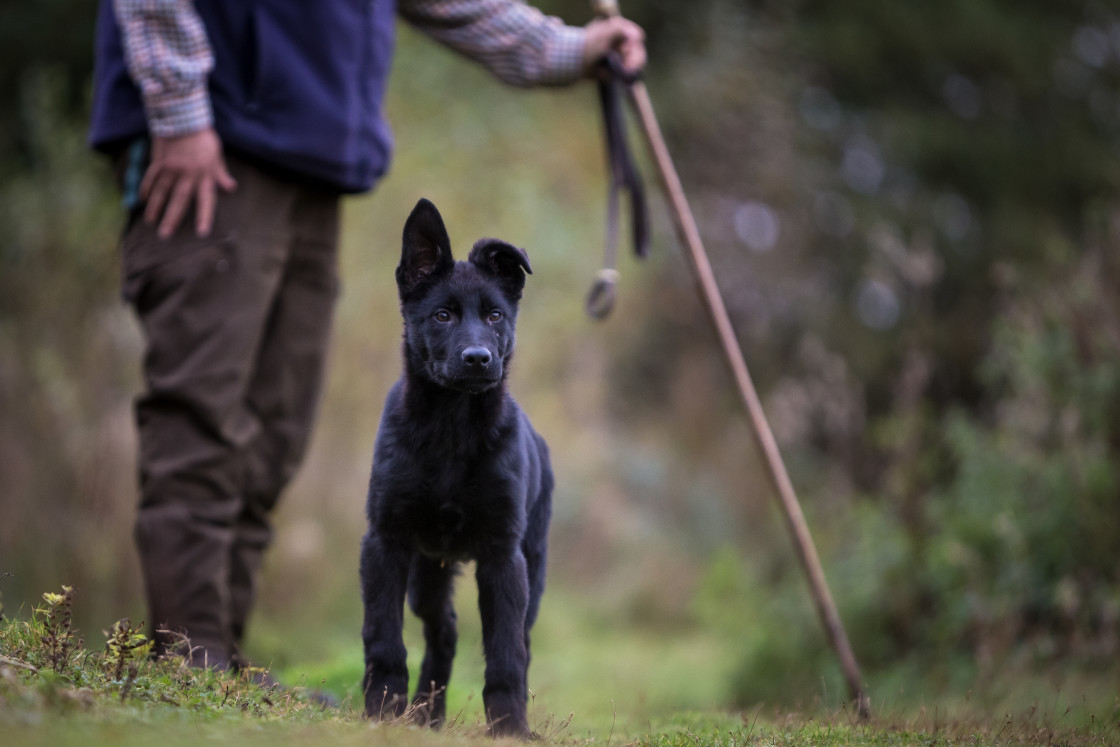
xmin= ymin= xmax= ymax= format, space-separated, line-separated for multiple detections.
xmin=113 ymin=0 xmax=214 ymax=138
xmin=398 ymin=0 xmax=588 ymax=87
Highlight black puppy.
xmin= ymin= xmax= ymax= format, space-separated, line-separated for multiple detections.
xmin=360 ymin=199 xmax=553 ymax=738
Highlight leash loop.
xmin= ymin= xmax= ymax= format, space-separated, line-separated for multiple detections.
xmin=585 ymin=268 xmax=620 ymax=320
xmin=585 ymin=50 xmax=649 ymax=320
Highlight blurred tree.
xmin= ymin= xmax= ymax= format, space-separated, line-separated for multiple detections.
xmin=596 ymin=0 xmax=1120 ymax=673
xmin=0 ymin=1 xmax=133 ymax=629
xmin=0 ymin=1 xmax=96 ymax=169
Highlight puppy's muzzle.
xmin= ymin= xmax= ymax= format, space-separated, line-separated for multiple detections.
xmin=461 ymin=346 xmax=493 ymax=370
xmin=448 ymin=346 xmax=500 ymax=392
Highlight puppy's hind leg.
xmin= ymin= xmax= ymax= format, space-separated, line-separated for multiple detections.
xmin=408 ymin=554 xmax=458 ymax=727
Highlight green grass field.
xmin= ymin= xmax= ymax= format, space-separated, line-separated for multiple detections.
xmin=4 ymin=585 xmax=1118 ymax=747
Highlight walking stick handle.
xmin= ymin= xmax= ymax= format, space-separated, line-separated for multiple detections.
xmin=591 ymin=0 xmax=621 ymax=18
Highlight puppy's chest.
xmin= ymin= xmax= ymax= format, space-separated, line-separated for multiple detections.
xmin=380 ymin=451 xmax=522 ymax=559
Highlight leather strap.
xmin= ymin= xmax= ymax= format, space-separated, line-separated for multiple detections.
xmin=586 ymin=52 xmax=649 ymax=319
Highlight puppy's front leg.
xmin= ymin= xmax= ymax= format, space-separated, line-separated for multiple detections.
xmin=476 ymin=550 xmax=531 ymax=738
xmin=360 ymin=532 xmax=411 ymax=720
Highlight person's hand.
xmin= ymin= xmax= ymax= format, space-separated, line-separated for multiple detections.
xmin=583 ymin=16 xmax=646 ymax=76
xmin=141 ymin=128 xmax=237 ymax=239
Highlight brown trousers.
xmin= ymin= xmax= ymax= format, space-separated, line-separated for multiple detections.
xmin=121 ymin=154 xmax=340 ymax=666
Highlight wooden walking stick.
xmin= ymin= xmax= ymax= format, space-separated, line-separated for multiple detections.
xmin=592 ymin=0 xmax=871 ymax=719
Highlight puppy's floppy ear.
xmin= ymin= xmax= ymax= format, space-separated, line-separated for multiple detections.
xmin=398 ymin=198 xmax=454 ymax=297
xmin=468 ymin=238 xmax=533 ymax=301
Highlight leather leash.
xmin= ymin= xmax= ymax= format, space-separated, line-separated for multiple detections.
xmin=585 ymin=52 xmax=649 ymax=320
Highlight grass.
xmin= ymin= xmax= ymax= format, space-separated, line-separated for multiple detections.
xmin=3 ymin=586 xmax=1119 ymax=747
xmin=254 ymin=579 xmax=747 ymax=736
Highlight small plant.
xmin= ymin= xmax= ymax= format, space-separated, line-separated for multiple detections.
xmin=102 ymin=617 xmax=150 ymax=683
xmin=35 ymin=585 xmax=81 ymax=673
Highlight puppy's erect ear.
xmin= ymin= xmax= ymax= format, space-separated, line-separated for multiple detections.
xmin=398 ymin=198 xmax=454 ymax=297
xmin=468 ymin=238 xmax=533 ymax=301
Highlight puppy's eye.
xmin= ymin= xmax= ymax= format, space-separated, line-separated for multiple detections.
xmin=487 ymin=310 xmax=503 ymax=323
xmin=434 ymin=309 xmax=452 ymax=323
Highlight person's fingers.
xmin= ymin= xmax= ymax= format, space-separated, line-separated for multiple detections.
xmin=143 ymin=170 xmax=172 ymax=227
xmin=613 ymin=18 xmax=646 ymax=73
xmin=215 ymin=163 xmax=238 ymax=194
xmin=140 ymin=129 xmax=233 ymax=239
xmin=194 ymin=175 xmax=216 ymax=237
xmin=610 ymin=18 xmax=644 ymax=44
xmin=618 ymin=36 xmax=646 ymax=73
xmin=139 ymin=161 xmax=160 ymax=202
xmin=194 ymin=162 xmax=237 ymax=237
xmin=584 ymin=17 xmax=647 ymax=75
xmin=622 ymin=23 xmax=649 ymax=71
xmin=158 ymin=175 xmax=196 ymax=239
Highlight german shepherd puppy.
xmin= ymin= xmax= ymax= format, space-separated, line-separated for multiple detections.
xmin=360 ymin=199 xmax=553 ymax=738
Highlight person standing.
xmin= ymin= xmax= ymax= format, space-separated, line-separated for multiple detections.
xmin=89 ymin=0 xmax=644 ymax=670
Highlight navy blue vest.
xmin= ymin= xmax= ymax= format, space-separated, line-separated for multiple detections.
xmin=89 ymin=0 xmax=398 ymax=194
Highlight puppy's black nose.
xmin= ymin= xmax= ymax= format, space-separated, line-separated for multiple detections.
xmin=461 ymin=346 xmax=492 ymax=368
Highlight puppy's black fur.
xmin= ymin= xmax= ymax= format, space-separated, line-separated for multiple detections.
xmin=360 ymin=199 xmax=553 ymax=738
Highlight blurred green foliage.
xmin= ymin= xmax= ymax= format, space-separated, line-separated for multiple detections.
xmin=1 ymin=0 xmax=1118 ymax=726
xmin=586 ymin=0 xmax=1120 ymax=701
